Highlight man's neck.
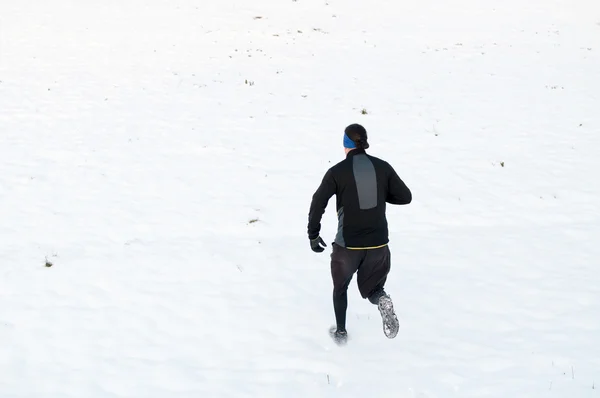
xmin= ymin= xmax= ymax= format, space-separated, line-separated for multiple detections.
xmin=346 ymin=148 xmax=366 ymax=158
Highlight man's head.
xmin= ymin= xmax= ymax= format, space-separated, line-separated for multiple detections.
xmin=343 ymin=123 xmax=369 ymax=153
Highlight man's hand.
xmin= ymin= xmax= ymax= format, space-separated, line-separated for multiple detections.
xmin=310 ymin=236 xmax=327 ymax=253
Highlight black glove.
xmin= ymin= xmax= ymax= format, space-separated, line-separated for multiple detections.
xmin=310 ymin=236 xmax=327 ymax=253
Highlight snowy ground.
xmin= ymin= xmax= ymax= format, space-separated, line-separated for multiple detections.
xmin=1 ymin=0 xmax=600 ymax=397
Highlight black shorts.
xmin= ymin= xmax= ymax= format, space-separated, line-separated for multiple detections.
xmin=330 ymin=243 xmax=391 ymax=299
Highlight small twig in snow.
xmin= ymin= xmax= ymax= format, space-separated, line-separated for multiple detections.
xmin=572 ymin=365 xmax=574 ymax=379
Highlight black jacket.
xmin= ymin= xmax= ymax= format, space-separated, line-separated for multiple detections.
xmin=307 ymin=148 xmax=412 ymax=249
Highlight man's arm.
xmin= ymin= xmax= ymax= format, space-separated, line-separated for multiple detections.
xmin=307 ymin=169 xmax=336 ymax=240
xmin=386 ymin=163 xmax=412 ymax=205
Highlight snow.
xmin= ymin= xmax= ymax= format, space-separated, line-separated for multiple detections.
xmin=1 ymin=0 xmax=600 ymax=396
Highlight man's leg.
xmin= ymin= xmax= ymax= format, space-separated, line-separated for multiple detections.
xmin=356 ymin=245 xmax=399 ymax=338
xmin=356 ymin=245 xmax=391 ymax=301
xmin=330 ymin=244 xmax=361 ymax=333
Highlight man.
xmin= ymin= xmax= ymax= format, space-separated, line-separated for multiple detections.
xmin=307 ymin=123 xmax=412 ymax=345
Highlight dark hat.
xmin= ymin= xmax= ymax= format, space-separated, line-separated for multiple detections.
xmin=344 ymin=124 xmax=369 ymax=149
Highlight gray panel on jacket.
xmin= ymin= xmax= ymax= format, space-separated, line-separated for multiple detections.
xmin=335 ymin=207 xmax=345 ymax=247
xmin=353 ymin=155 xmax=377 ymax=209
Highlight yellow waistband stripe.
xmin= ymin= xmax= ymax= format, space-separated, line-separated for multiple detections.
xmin=346 ymin=244 xmax=388 ymax=250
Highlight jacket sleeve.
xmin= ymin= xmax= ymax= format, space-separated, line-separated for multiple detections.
xmin=386 ymin=163 xmax=412 ymax=205
xmin=307 ymin=169 xmax=336 ymax=240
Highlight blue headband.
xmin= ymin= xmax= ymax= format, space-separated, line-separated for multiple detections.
xmin=343 ymin=133 xmax=356 ymax=149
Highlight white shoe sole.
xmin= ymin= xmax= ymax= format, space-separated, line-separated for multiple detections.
xmin=378 ymin=295 xmax=399 ymax=339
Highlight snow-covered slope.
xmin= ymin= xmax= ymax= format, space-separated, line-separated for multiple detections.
xmin=1 ymin=0 xmax=600 ymax=397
